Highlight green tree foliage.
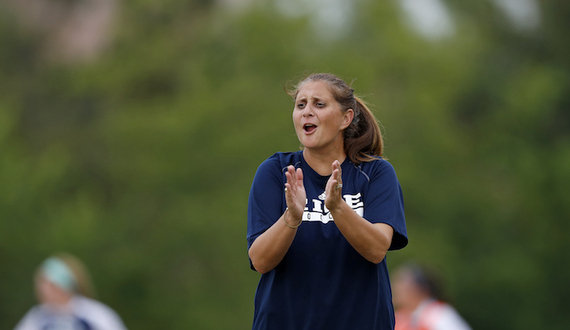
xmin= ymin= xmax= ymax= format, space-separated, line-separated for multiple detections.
xmin=0 ymin=0 xmax=568 ymax=329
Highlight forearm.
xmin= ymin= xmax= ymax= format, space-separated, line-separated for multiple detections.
xmin=330 ymin=201 xmax=393 ymax=264
xmin=248 ymin=210 xmax=301 ymax=274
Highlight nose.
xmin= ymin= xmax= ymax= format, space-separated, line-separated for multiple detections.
xmin=302 ymin=105 xmax=314 ymax=117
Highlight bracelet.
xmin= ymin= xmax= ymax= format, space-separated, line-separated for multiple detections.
xmin=283 ymin=208 xmax=302 ymax=229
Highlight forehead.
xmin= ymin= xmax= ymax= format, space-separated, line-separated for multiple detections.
xmin=296 ymin=80 xmax=334 ymax=100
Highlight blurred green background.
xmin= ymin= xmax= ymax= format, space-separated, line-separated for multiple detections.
xmin=1 ymin=0 xmax=569 ymax=329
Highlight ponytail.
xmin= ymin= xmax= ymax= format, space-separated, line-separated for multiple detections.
xmin=344 ymin=96 xmax=383 ymax=164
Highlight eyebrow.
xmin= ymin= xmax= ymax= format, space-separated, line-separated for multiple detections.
xmin=296 ymin=95 xmax=326 ymax=103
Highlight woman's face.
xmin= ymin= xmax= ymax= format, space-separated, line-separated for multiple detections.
xmin=293 ymin=80 xmax=353 ymax=153
xmin=392 ymin=269 xmax=425 ymax=310
xmin=35 ymin=274 xmax=73 ymax=306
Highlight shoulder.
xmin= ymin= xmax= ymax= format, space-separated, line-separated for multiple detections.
xmin=266 ymin=151 xmax=302 ymax=166
xmin=435 ymin=303 xmax=472 ymax=330
xmin=14 ymin=306 xmax=43 ymax=330
xmin=350 ymin=157 xmax=398 ymax=182
xmin=256 ymin=151 xmax=302 ymax=174
xmin=361 ymin=157 xmax=396 ymax=172
xmin=73 ymin=296 xmax=127 ymax=329
xmin=421 ymin=301 xmax=471 ymax=330
xmin=73 ymin=295 xmax=118 ymax=316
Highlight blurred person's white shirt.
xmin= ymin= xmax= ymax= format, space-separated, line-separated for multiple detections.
xmin=14 ymin=294 xmax=127 ymax=330
xmin=409 ymin=299 xmax=471 ymax=330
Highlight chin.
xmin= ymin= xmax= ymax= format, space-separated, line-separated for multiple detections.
xmin=299 ymin=141 xmax=318 ymax=149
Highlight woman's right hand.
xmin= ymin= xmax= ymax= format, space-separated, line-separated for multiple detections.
xmin=284 ymin=165 xmax=306 ymax=223
xmin=249 ymin=165 xmax=306 ymax=273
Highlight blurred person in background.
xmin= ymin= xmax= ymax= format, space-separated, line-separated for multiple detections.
xmin=247 ymin=73 xmax=408 ymax=329
xmin=14 ymin=253 xmax=127 ymax=330
xmin=393 ymin=263 xmax=471 ymax=330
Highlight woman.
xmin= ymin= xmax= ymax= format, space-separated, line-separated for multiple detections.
xmin=247 ymin=73 xmax=408 ymax=329
xmin=14 ymin=253 xmax=127 ymax=330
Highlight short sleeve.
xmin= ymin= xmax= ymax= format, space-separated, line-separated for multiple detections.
xmin=362 ymin=160 xmax=408 ymax=250
xmin=247 ymin=155 xmax=286 ymax=250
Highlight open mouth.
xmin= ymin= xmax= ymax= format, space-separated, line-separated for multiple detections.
xmin=304 ymin=124 xmax=317 ymax=133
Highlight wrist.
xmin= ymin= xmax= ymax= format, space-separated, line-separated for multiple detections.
xmin=326 ymin=199 xmax=346 ymax=215
xmin=283 ymin=208 xmax=302 ymax=229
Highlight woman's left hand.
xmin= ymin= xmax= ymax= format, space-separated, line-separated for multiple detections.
xmin=323 ymin=160 xmax=394 ymax=264
xmin=325 ymin=160 xmax=344 ymax=211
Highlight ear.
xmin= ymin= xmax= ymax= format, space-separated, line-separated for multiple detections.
xmin=340 ymin=109 xmax=354 ymax=130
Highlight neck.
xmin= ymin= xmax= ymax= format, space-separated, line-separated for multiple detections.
xmin=303 ymin=148 xmax=347 ymax=176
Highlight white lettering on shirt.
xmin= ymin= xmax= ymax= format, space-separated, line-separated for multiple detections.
xmin=302 ymin=193 xmax=364 ymax=224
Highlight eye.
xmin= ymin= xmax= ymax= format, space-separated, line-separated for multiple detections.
xmin=296 ymin=102 xmax=306 ymax=109
xmin=316 ymin=102 xmax=325 ymax=108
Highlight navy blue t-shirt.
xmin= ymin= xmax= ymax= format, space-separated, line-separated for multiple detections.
xmin=247 ymin=151 xmax=408 ymax=330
